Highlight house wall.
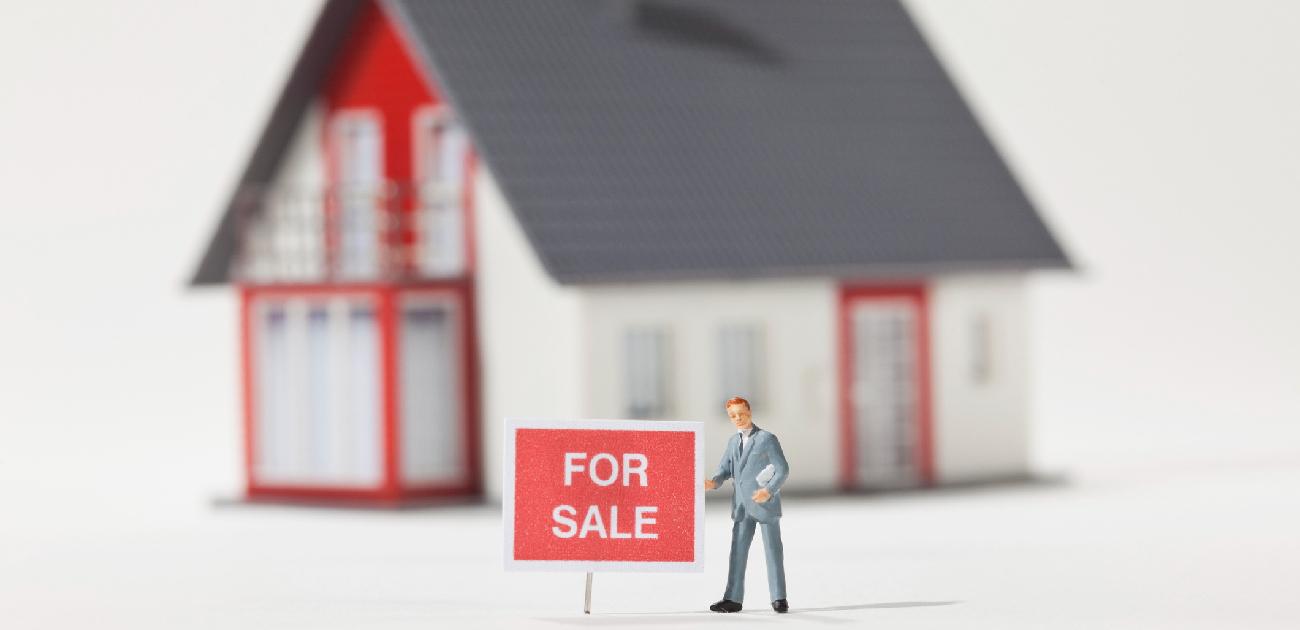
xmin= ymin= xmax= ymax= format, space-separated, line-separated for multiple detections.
xmin=249 ymin=145 xmax=1030 ymax=495
xmin=242 ymin=1 xmax=459 ymax=284
xmin=244 ymin=100 xmax=327 ymax=282
xmin=271 ymin=100 xmax=327 ymax=189
xmin=580 ymin=280 xmax=840 ymax=492
xmin=472 ymin=167 xmax=584 ymax=501
xmin=929 ymin=273 xmax=1032 ymax=482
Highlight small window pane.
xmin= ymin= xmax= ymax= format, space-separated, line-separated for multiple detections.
xmin=256 ymin=305 xmax=292 ymax=481
xmin=305 ymin=307 xmax=332 ymax=477
xmin=413 ymin=107 xmax=466 ymax=276
xmin=344 ymin=306 xmax=382 ymax=485
xmin=718 ymin=324 xmax=765 ymax=411
xmin=333 ymin=114 xmax=382 ymax=279
xmin=624 ymin=327 xmax=670 ymax=418
xmin=971 ymin=313 xmax=993 ymax=385
xmin=400 ymin=303 xmax=463 ymax=485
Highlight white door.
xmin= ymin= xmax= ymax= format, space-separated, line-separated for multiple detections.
xmin=399 ymin=297 xmax=465 ymax=485
xmin=332 ymin=112 xmax=383 ymax=279
xmin=849 ymin=300 xmax=921 ymax=488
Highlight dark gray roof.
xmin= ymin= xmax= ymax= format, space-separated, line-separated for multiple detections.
xmin=192 ymin=0 xmax=1070 ymax=286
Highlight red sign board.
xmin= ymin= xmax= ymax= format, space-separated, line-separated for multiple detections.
xmin=503 ymin=419 xmax=705 ymax=572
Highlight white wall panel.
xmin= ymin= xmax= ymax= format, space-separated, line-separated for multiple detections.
xmin=582 ymin=281 xmax=838 ymax=491
xmin=244 ymin=101 xmax=327 ymax=282
xmin=930 ymin=274 xmax=1032 ymax=482
xmin=472 ymin=168 xmax=583 ymax=501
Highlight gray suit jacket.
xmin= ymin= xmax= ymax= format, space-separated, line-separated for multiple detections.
xmin=710 ymin=424 xmax=790 ymax=523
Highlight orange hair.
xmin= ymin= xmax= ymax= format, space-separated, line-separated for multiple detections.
xmin=724 ymin=396 xmax=751 ymax=410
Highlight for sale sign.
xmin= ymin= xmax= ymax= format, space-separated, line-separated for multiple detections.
xmin=503 ymin=418 xmax=705 ymax=572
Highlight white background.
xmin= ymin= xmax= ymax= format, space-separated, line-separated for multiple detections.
xmin=1 ymin=1 xmax=1298 ymax=626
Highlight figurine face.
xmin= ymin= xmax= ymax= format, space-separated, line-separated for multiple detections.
xmin=726 ymin=403 xmax=753 ymax=431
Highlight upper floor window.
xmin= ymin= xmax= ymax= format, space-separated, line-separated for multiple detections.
xmin=970 ymin=312 xmax=993 ymax=385
xmin=718 ymin=323 xmax=766 ymax=411
xmin=330 ymin=110 xmax=384 ymax=279
xmin=412 ymin=105 xmax=468 ymax=276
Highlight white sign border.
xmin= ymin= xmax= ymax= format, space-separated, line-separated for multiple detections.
xmin=502 ymin=418 xmax=706 ymax=573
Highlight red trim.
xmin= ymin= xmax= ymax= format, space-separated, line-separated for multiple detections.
xmin=323 ymin=0 xmax=436 ymax=181
xmin=462 ymin=151 xmax=478 ymax=274
xmin=462 ymin=279 xmax=483 ymax=494
xmin=321 ymin=112 xmax=339 ymax=276
xmin=378 ymin=288 xmax=401 ymax=499
xmin=916 ymin=291 xmax=935 ymax=485
xmin=458 ymin=154 xmax=481 ymax=495
xmin=241 ymin=280 xmax=465 ymax=294
xmin=247 ymin=483 xmax=476 ymax=507
xmin=240 ymin=287 xmax=256 ymax=496
xmin=837 ymin=283 xmax=935 ymax=489
xmin=836 ymin=288 xmax=853 ymax=489
xmin=248 ymin=485 xmax=398 ymax=505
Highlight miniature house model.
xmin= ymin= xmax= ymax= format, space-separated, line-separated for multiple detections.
xmin=192 ymin=0 xmax=1070 ymax=505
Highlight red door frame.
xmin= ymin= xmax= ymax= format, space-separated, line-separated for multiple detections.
xmin=837 ymin=283 xmax=935 ymax=490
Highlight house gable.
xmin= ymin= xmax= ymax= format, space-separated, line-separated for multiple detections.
xmin=191 ymin=0 xmax=453 ymax=285
xmin=194 ymin=0 xmax=1072 ymax=287
xmin=321 ymin=0 xmax=441 ymax=185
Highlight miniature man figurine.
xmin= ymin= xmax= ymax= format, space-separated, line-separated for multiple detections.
xmin=703 ymin=396 xmax=790 ymax=613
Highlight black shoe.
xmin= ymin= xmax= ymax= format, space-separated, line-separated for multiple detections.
xmin=709 ymin=599 xmax=743 ymax=613
xmin=772 ymin=599 xmax=789 ymax=613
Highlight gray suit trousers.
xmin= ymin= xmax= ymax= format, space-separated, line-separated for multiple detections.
xmin=723 ymin=507 xmax=787 ymax=603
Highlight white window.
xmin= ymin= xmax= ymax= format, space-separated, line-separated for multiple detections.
xmin=399 ymin=296 xmax=464 ymax=486
xmin=257 ymin=305 xmax=295 ymax=481
xmin=412 ymin=106 xmax=468 ymax=276
xmin=331 ymin=111 xmax=383 ymax=279
xmin=254 ymin=297 xmax=382 ymax=487
xmin=718 ymin=323 xmax=766 ymax=410
xmin=970 ymin=312 xmax=993 ymax=385
xmin=624 ymin=327 xmax=671 ymax=418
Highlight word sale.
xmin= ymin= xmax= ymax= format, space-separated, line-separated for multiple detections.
xmin=551 ymin=452 xmax=658 ymax=540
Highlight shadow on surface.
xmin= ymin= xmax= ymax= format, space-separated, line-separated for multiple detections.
xmin=793 ymin=600 xmax=960 ymax=613
xmin=536 ymin=601 xmax=961 ymax=625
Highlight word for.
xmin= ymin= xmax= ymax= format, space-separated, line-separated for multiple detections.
xmin=563 ymin=452 xmax=648 ymax=487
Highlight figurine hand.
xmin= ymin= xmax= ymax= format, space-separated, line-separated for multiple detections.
xmin=703 ymin=479 xmax=718 ymax=490
xmin=752 ymin=488 xmax=771 ymax=503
